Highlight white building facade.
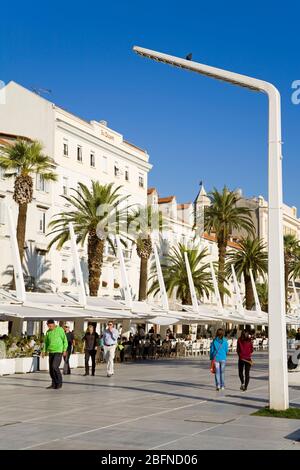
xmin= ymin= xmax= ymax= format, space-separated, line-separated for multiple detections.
xmin=1 ymin=81 xmax=299 ymax=312
xmin=148 ymin=185 xmax=300 ymax=310
xmin=0 ymin=81 xmax=152 ymax=298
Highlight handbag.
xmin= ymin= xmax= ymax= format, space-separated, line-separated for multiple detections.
xmin=242 ymin=358 xmax=254 ymax=366
xmin=210 ymin=340 xmax=223 ymax=374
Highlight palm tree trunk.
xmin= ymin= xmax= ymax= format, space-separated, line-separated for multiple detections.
xmin=217 ymin=241 xmax=226 ymax=304
xmin=138 ymin=256 xmax=148 ymax=301
xmin=181 ymin=291 xmax=192 ymax=306
xmin=244 ymin=273 xmax=254 ymax=310
xmin=88 ymin=232 xmax=104 ymax=296
xmin=16 ymin=202 xmax=28 ymax=263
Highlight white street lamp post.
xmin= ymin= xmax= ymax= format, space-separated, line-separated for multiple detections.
xmin=133 ymin=46 xmax=289 ymax=410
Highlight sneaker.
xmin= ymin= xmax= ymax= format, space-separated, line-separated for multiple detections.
xmin=107 ymin=374 xmax=112 ymax=377
xmin=83 ymin=373 xmax=89 ymax=376
xmin=55 ymin=384 xmax=62 ymax=389
xmin=216 ymin=387 xmax=220 ymax=391
xmin=240 ymin=385 xmax=244 ymax=391
xmin=46 ymin=384 xmax=55 ymax=389
xmin=221 ymin=387 xmax=225 ymax=390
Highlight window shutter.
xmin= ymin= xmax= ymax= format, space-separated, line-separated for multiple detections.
xmin=45 ymin=179 xmax=50 ymax=193
xmin=36 ymin=174 xmax=40 ymax=190
xmin=0 ymin=198 xmax=5 ymax=224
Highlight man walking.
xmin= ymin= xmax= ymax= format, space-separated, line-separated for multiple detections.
xmin=103 ymin=321 xmax=118 ymax=377
xmin=42 ymin=319 xmax=68 ymax=389
xmin=63 ymin=324 xmax=75 ymax=375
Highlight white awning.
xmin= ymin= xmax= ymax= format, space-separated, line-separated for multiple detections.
xmin=0 ymin=304 xmax=86 ymax=321
xmin=146 ymin=316 xmax=179 ymax=326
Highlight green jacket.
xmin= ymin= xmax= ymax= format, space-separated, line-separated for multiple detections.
xmin=43 ymin=326 xmax=68 ymax=353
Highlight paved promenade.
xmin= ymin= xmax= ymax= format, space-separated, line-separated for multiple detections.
xmin=0 ymin=352 xmax=299 ymax=450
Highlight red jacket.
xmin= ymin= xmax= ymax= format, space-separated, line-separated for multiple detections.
xmin=237 ymin=338 xmax=253 ymax=361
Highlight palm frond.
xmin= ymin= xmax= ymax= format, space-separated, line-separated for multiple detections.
xmin=148 ymin=242 xmax=213 ymax=303
xmin=47 ymin=181 xmax=128 ymax=250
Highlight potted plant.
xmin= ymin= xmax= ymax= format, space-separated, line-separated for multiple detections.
xmin=62 ymin=276 xmax=69 ymax=284
xmin=59 ymin=352 xmax=79 ymax=369
xmin=14 ymin=337 xmax=40 ymax=373
xmin=102 ymin=280 xmax=108 ymax=288
xmin=0 ymin=357 xmax=16 ymax=375
xmin=114 ymin=282 xmax=120 ymax=289
xmin=15 ymin=353 xmax=39 ymax=373
xmin=73 ymin=336 xmax=85 ymax=367
xmin=0 ymin=339 xmax=16 ymax=375
xmin=39 ymin=355 xmax=49 ymax=371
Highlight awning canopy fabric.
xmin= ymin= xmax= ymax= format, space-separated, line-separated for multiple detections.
xmin=146 ymin=316 xmax=179 ymax=326
xmin=1 ymin=290 xmax=299 ymax=326
xmin=0 ymin=304 xmax=86 ymax=321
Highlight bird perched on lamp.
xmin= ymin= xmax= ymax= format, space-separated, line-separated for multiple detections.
xmin=185 ymin=53 xmax=193 ymax=61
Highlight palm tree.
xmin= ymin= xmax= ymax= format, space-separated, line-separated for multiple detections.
xmin=204 ymin=187 xmax=254 ymax=303
xmin=148 ymin=243 xmax=212 ymax=305
xmin=256 ymin=281 xmax=268 ymax=312
xmin=290 ymin=245 xmax=300 ymax=281
xmin=226 ymin=238 xmax=268 ymax=310
xmin=128 ymin=205 xmax=163 ymax=301
xmin=284 ymin=234 xmax=300 ymax=309
xmin=0 ymin=139 xmax=57 ymax=263
xmin=48 ymin=181 xmax=128 ymax=296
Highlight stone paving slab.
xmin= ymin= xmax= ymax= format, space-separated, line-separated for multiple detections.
xmin=0 ymin=352 xmax=299 ymax=450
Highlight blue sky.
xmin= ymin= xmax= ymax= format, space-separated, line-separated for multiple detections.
xmin=1 ymin=0 xmax=299 ymax=207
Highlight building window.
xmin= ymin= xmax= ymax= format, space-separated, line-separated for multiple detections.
xmin=138 ymin=175 xmax=144 ymax=188
xmin=38 ymin=210 xmax=46 ymax=234
xmin=63 ymin=140 xmax=69 ymax=157
xmin=284 ymin=226 xmax=297 ymax=237
xmin=102 ymin=155 xmax=108 ymax=173
xmin=125 ymin=167 xmax=129 ymax=181
xmin=36 ymin=174 xmax=48 ymax=192
xmin=62 ymin=177 xmax=68 ymax=196
xmin=77 ymin=146 xmax=82 ymax=162
xmin=114 ymin=164 xmax=120 ymax=177
xmin=90 ymin=152 xmax=95 ymax=167
xmin=0 ymin=197 xmax=5 ymax=224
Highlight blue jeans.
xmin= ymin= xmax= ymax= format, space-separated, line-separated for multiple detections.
xmin=215 ymin=361 xmax=226 ymax=388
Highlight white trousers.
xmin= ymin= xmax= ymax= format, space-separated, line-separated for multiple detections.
xmin=103 ymin=345 xmax=116 ymax=375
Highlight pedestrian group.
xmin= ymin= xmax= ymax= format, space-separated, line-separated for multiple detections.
xmin=43 ymin=319 xmax=254 ymax=392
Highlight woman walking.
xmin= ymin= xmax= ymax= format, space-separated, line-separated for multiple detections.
xmin=210 ymin=328 xmax=228 ymax=391
xmin=237 ymin=330 xmax=253 ymax=391
xmin=83 ymin=324 xmax=99 ymax=376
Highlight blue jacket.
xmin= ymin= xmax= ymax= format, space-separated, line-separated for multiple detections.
xmin=210 ymin=337 xmax=228 ymax=361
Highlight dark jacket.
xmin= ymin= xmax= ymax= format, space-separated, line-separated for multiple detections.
xmin=83 ymin=332 xmax=99 ymax=351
